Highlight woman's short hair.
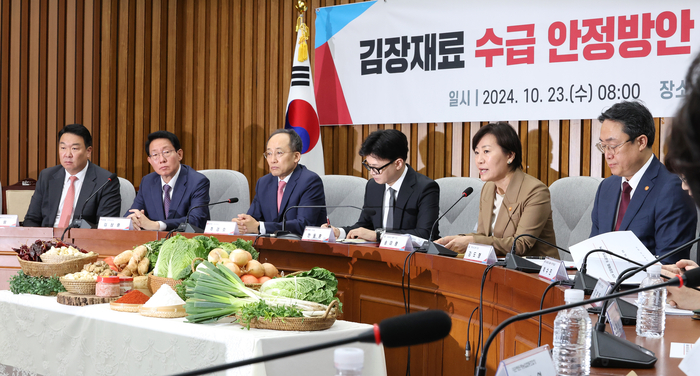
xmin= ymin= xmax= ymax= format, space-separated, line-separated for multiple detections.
xmin=472 ymin=122 xmax=522 ymax=171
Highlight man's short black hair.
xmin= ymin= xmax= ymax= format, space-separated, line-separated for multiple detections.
xmin=145 ymin=130 xmax=181 ymax=154
xmin=598 ymin=101 xmax=656 ymax=148
xmin=58 ymin=124 xmax=92 ymax=148
xmin=472 ymin=122 xmax=522 ymax=171
xmin=269 ymin=129 xmax=303 ymax=153
xmin=359 ymin=129 xmax=408 ymax=161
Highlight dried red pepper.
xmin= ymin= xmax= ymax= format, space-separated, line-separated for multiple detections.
xmin=114 ymin=290 xmax=150 ymax=304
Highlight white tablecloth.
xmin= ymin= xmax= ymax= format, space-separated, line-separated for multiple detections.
xmin=0 ymin=291 xmax=386 ymax=376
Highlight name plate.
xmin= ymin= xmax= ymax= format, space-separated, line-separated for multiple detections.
xmin=302 ymin=226 xmax=335 ymax=242
xmin=0 ymin=215 xmax=19 ymax=227
xmin=589 ymin=278 xmax=612 ymax=308
xmin=97 ymin=217 xmax=132 ymax=230
xmin=463 ymin=243 xmax=497 ymax=265
xmin=538 ymin=257 xmax=568 ymax=282
xmin=380 ymin=233 xmax=414 ymax=251
xmin=204 ymin=221 xmax=240 ymax=235
xmin=606 ymin=299 xmax=626 ymax=339
xmin=495 ymin=344 xmax=556 ymax=376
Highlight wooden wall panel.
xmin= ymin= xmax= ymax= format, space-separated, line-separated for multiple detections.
xmin=0 ymin=0 xmax=679 ymax=206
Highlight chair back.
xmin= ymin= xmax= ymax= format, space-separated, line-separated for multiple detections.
xmin=118 ymin=177 xmax=136 ymax=217
xmin=199 ymin=169 xmax=251 ymax=222
xmin=2 ymin=178 xmax=37 ymax=222
xmin=320 ymin=175 xmax=367 ymax=228
xmin=435 ymin=177 xmax=485 ymax=238
xmin=550 ymin=176 xmax=603 ymax=260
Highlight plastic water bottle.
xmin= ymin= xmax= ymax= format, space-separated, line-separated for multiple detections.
xmin=552 ymin=289 xmax=591 ymax=376
xmin=334 ymin=347 xmax=364 ymax=375
xmin=636 ymin=264 xmax=666 ymax=338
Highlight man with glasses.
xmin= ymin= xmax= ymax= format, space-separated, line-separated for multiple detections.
xmin=24 ymin=124 xmax=122 ymax=227
xmin=126 ymin=130 xmax=211 ymax=231
xmin=590 ymin=101 xmax=696 ymax=263
xmin=234 ymin=129 xmax=326 ymax=235
xmin=327 ymin=129 xmax=439 ymax=242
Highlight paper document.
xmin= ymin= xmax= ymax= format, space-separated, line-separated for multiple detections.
xmin=569 ymin=231 xmax=658 ymax=285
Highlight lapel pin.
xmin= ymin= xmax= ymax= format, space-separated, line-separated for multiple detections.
xmin=645 ymin=186 xmax=649 ymax=191
xmin=508 ymin=207 xmax=512 ymax=211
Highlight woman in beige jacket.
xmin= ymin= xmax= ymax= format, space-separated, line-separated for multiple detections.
xmin=436 ymin=122 xmax=559 ymax=258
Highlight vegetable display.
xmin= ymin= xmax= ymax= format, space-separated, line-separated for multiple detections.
xmin=154 ymin=234 xmax=208 ymax=278
xmin=259 ymin=267 xmax=340 ymax=307
xmin=12 ymin=239 xmax=86 ymax=262
xmin=9 ymin=271 xmax=66 ymax=295
xmin=184 ymin=261 xmax=328 ymax=325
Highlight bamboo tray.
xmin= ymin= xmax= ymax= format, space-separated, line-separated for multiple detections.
xmin=110 ymin=301 xmax=143 ymax=313
xmin=19 ymin=254 xmax=99 ymax=278
xmin=233 ymin=300 xmax=338 ymax=331
xmin=139 ymin=304 xmax=187 ymax=318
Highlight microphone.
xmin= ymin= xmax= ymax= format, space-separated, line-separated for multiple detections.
xmin=418 ymin=187 xmax=473 ymax=257
xmin=169 ymin=309 xmax=452 ymax=376
xmin=274 ymin=205 xmax=375 ymax=239
xmin=475 ymin=268 xmax=700 ymax=376
xmin=170 ymin=198 xmax=238 ymax=235
xmin=588 ymin=235 xmax=700 ymax=367
xmin=574 ymin=248 xmax=644 ymax=295
xmin=60 ymin=173 xmax=118 ymax=240
xmin=504 ymin=233 xmax=567 ymax=273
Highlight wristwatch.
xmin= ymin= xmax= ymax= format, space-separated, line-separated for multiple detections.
xmin=375 ymin=228 xmax=385 ymax=242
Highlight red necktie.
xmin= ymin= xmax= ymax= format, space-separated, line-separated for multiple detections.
xmin=58 ymin=176 xmax=78 ymax=228
xmin=615 ymin=182 xmax=632 ymax=231
xmin=277 ymin=181 xmax=286 ymax=212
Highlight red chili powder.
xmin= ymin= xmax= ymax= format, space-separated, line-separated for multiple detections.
xmin=114 ymin=289 xmax=150 ymax=304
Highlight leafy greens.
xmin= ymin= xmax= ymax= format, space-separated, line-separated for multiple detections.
xmin=154 ymin=234 xmax=208 ymax=278
xmin=259 ymin=267 xmax=339 ymax=306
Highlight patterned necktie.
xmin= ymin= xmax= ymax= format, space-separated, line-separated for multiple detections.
xmin=58 ymin=176 xmax=78 ymax=228
xmin=277 ymin=181 xmax=287 ymax=213
xmin=163 ymin=184 xmax=172 ymax=219
xmin=615 ymin=182 xmax=632 ymax=231
xmin=386 ymin=187 xmax=396 ymax=230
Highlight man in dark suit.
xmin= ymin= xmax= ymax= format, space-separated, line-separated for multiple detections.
xmin=126 ymin=131 xmax=210 ymax=231
xmin=234 ymin=129 xmax=326 ymax=235
xmin=328 ymin=129 xmax=440 ymax=241
xmin=24 ymin=124 xmax=121 ymax=227
xmin=590 ymin=101 xmax=697 ymax=264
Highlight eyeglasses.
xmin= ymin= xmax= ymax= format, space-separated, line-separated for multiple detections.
xmin=595 ymin=139 xmax=632 ymax=155
xmin=680 ymin=176 xmax=688 ymax=184
xmin=263 ymin=150 xmax=290 ymax=159
xmin=362 ymin=159 xmax=395 ymax=174
xmin=149 ymin=149 xmax=176 ymax=159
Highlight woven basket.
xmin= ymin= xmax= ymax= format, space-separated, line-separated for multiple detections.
xmin=59 ymin=278 xmax=97 ymax=295
xmin=18 ymin=254 xmax=99 ymax=278
xmin=40 ymin=253 xmax=94 ymax=264
xmin=235 ymin=300 xmax=338 ymax=331
xmin=110 ymin=301 xmax=143 ymax=313
xmin=139 ymin=304 xmax=187 ymax=318
xmin=147 ymin=272 xmax=182 ymax=294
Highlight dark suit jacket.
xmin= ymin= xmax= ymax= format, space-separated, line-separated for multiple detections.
xmin=247 ymin=164 xmax=326 ymax=235
xmin=23 ymin=162 xmax=121 ymax=227
xmin=127 ymin=164 xmax=211 ymax=230
xmin=343 ymin=165 xmax=440 ymax=240
xmin=590 ymin=156 xmax=697 ymax=264
xmin=466 ymin=168 xmax=558 ymax=258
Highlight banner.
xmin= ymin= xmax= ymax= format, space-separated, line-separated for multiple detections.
xmin=314 ymin=0 xmax=699 ymax=125
xmin=286 ymin=19 xmax=325 ymax=175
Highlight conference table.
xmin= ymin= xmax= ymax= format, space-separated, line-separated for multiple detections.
xmin=1 ymin=227 xmax=699 ymax=376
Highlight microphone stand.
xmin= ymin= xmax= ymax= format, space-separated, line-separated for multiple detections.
xmin=574 ymin=248 xmax=644 ymax=295
xmin=167 ymin=198 xmax=239 ymax=238
xmin=505 ymin=233 xmax=566 ymax=273
xmin=417 ymin=187 xmax=473 ymax=257
xmin=60 ymin=174 xmax=118 ymax=240
xmin=589 ymin=235 xmax=700 ymax=367
xmin=274 ymin=205 xmax=366 ymax=240
xmin=476 ymin=274 xmax=693 ymax=376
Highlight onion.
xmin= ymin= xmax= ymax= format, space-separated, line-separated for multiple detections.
xmin=231 ymin=249 xmax=250 ymax=267
xmin=262 ymin=263 xmax=278 ymax=278
xmin=208 ymin=248 xmax=229 ymax=264
xmin=245 ymin=260 xmax=264 ymax=278
xmin=222 ymin=261 xmax=241 ymax=276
